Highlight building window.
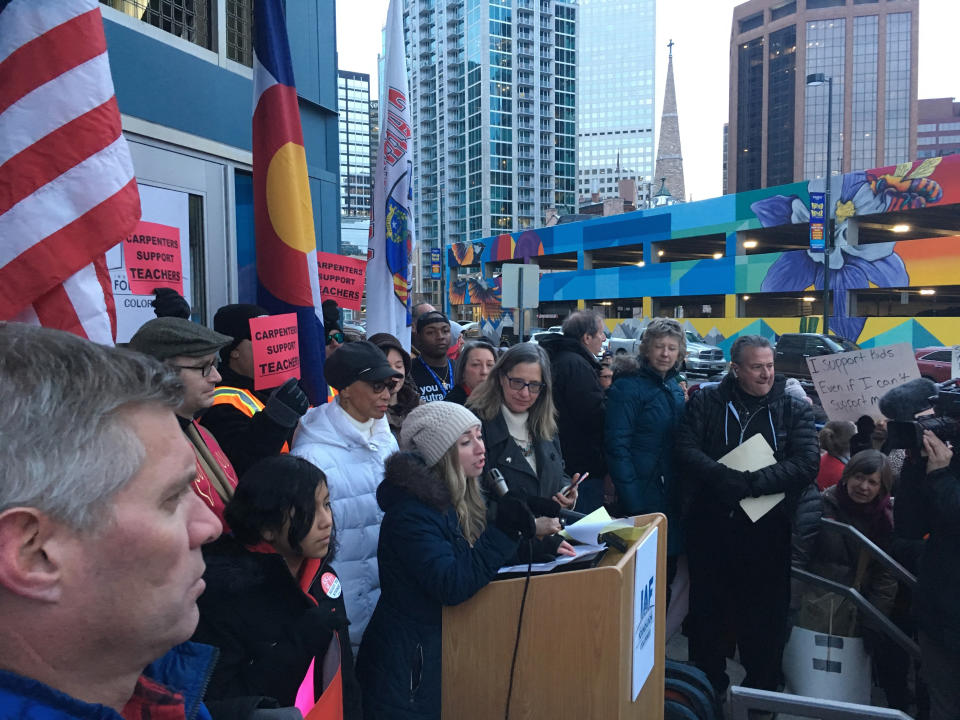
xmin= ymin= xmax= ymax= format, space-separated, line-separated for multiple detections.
xmin=804 ymin=18 xmax=845 ymax=179
xmin=736 ymin=37 xmax=764 ymax=191
xmin=917 ymin=123 xmax=937 ymax=132
xmin=226 ymin=0 xmax=253 ymax=66
xmin=940 ymin=122 xmax=960 ymax=131
xmin=767 ymin=25 xmax=796 ymax=186
xmin=884 ymin=13 xmax=912 ymax=165
xmin=739 ymin=12 xmax=764 ymax=34
xmin=806 ymin=0 xmax=845 ymax=9
xmin=771 ymin=1 xmax=797 ymax=21
xmin=100 ymin=0 xmax=211 ymax=50
xmin=850 ymin=15 xmax=878 ymax=171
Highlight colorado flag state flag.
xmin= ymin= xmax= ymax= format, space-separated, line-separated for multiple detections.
xmin=252 ymin=0 xmax=326 ymax=404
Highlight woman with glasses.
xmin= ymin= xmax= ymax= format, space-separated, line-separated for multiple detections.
xmin=291 ymin=341 xmax=403 ymax=655
xmin=445 ymin=340 xmax=498 ymax=405
xmin=468 ymin=343 xmax=579 ymax=559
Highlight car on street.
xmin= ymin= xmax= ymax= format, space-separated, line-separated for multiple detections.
xmin=773 ymin=333 xmax=860 ymax=379
xmin=607 ymin=329 xmax=727 ymax=376
xmin=915 ymin=346 xmax=954 ymax=382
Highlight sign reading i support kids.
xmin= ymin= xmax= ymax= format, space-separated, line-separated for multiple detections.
xmin=250 ymin=313 xmax=301 ymax=391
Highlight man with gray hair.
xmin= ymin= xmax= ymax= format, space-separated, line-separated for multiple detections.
xmin=0 ymin=323 xmax=222 ymax=719
xmin=676 ymin=334 xmax=818 ymax=696
xmin=538 ymin=310 xmax=607 ymax=512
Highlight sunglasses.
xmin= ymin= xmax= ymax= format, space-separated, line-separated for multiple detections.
xmin=505 ymin=376 xmax=545 ymax=395
xmin=326 ymin=331 xmax=345 ymax=345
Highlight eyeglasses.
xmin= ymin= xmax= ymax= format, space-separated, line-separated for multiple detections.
xmin=170 ymin=360 xmax=217 ymax=377
xmin=368 ymin=377 xmax=401 ymax=393
xmin=505 ymin=376 xmax=545 ymax=394
xmin=326 ymin=332 xmax=345 ymax=345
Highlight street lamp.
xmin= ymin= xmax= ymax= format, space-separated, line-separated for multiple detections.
xmin=806 ymin=72 xmax=833 ymax=336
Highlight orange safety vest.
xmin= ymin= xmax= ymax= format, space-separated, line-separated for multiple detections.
xmin=326 ymin=385 xmax=339 ymax=404
xmin=211 ymin=386 xmax=290 ymax=453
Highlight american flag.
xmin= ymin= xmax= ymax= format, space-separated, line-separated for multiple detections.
xmin=0 ymin=0 xmax=140 ymax=343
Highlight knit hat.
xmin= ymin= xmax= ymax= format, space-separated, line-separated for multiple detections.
xmin=127 ymin=317 xmax=232 ymax=361
xmin=401 ymin=401 xmax=481 ymax=467
xmin=213 ymin=303 xmax=267 ymax=360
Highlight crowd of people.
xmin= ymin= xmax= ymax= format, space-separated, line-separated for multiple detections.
xmin=1 ymin=301 xmax=957 ymax=720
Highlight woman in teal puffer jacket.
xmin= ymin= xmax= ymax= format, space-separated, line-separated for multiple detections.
xmin=604 ymin=317 xmax=687 ymax=558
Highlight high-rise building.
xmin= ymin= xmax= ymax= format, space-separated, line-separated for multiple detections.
xmin=403 ymin=0 xmax=577 ymax=302
xmin=917 ymin=97 xmax=960 ymax=159
xmin=337 ymin=70 xmax=372 ymax=217
xmin=576 ymin=0 xmax=656 ymax=202
xmin=728 ymin=0 xmax=918 ymax=192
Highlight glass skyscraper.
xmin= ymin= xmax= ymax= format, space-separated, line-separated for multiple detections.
xmin=577 ymin=0 xmax=656 ymax=201
xmin=337 ymin=70 xmax=372 ymax=217
xmin=728 ymin=0 xmax=918 ymax=193
xmin=403 ymin=0 xmax=577 ymax=302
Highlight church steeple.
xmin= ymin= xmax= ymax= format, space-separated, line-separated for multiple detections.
xmin=654 ymin=40 xmax=685 ymax=204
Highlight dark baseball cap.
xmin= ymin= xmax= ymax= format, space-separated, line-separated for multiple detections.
xmin=416 ymin=310 xmax=450 ymax=334
xmin=325 ymin=341 xmax=403 ymax=391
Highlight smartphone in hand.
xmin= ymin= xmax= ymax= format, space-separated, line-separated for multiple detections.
xmin=560 ymin=472 xmax=589 ymax=497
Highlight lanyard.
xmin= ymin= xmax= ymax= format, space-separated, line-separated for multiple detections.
xmin=419 ymin=356 xmax=453 ymax=393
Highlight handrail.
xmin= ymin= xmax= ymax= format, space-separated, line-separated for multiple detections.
xmin=729 ymin=686 xmax=913 ymax=719
xmin=819 ymin=517 xmax=917 ymax=588
xmin=790 ymin=567 xmax=920 ymax=659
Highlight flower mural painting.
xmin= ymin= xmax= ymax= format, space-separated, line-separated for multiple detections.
xmin=752 ymin=158 xmax=944 ymax=340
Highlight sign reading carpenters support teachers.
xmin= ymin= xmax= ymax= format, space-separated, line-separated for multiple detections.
xmin=317 ymin=252 xmax=366 ymax=312
xmin=806 ymin=342 xmax=921 ymax=422
xmin=123 ymin=221 xmax=184 ymax=295
xmin=249 ymin=313 xmax=300 ymax=391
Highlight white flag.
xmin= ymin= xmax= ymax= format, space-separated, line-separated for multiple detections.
xmin=364 ymin=0 xmax=416 ymax=350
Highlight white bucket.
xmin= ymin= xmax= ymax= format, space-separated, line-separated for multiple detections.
xmin=782 ymin=625 xmax=872 ymax=705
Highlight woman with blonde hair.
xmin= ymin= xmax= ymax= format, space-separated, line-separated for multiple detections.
xmin=356 ymin=402 xmax=536 ymax=719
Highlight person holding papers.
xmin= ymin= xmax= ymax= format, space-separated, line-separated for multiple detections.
xmin=676 ymin=335 xmax=818 ymax=696
xmin=356 ymin=402 xmax=534 ymax=719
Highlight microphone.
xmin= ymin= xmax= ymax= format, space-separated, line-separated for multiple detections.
xmin=877 ymin=377 xmax=939 ymax=421
xmin=487 ymin=468 xmax=510 ymax=497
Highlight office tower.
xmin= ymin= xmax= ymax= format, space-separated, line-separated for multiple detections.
xmin=728 ymin=0 xmax=918 ymax=192
xmin=337 ymin=70 xmax=372 ymax=217
xmin=577 ymin=0 xmax=656 ymax=201
xmin=653 ymin=41 xmax=685 ymax=204
xmin=403 ymin=0 xmax=577 ymax=302
xmin=917 ymin=98 xmax=960 ymax=159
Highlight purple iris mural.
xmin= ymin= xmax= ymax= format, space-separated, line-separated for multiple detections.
xmin=752 ymin=160 xmax=944 ymax=340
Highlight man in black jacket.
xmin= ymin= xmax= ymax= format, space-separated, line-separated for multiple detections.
xmin=676 ymin=335 xmax=818 ymax=695
xmin=538 ymin=311 xmax=607 ymax=513
xmin=894 ymin=430 xmax=960 ymax=720
xmin=201 ymin=303 xmax=309 ymax=476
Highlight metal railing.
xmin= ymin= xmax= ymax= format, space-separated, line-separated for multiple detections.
xmin=729 ymin=686 xmax=913 ymax=719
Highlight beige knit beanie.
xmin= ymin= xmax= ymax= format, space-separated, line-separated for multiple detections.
xmin=400 ymin=401 xmax=482 ymax=467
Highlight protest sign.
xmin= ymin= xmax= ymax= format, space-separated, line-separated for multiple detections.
xmin=250 ymin=313 xmax=300 ymax=391
xmin=123 ymin=221 xmax=184 ymax=295
xmin=952 ymin=346 xmax=960 ymax=381
xmin=806 ymin=342 xmax=921 ymax=422
xmin=317 ymin=252 xmax=366 ymax=312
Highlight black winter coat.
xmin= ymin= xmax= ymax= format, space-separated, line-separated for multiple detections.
xmin=675 ymin=373 xmax=819 ymax=525
xmin=480 ymin=411 xmax=568 ymax=500
xmin=538 ymin=333 xmax=606 ymax=479
xmin=202 ymin=366 xmax=296 ymax=476
xmin=192 ymin=536 xmax=361 ymax=720
xmin=894 ymin=454 xmax=960 ymax=649
xmin=356 ymin=452 xmax=518 ymax=720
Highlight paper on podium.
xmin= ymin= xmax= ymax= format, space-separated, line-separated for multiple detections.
xmin=497 ymin=542 xmax=605 ymax=575
xmin=559 ymin=505 xmax=613 ymax=545
xmin=717 ymin=433 xmax=785 ymax=523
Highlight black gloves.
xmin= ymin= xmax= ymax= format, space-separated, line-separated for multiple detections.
xmin=523 ymin=494 xmax=561 ymax=518
xmin=716 ymin=467 xmax=753 ymax=509
xmin=299 ymin=603 xmax=350 ymax=651
xmin=495 ymin=493 xmax=536 ymax=540
xmin=263 ymin=377 xmax=310 ymax=428
xmin=151 ymin=288 xmax=191 ymax=319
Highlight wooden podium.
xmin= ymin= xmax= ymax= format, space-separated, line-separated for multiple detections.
xmin=442 ymin=513 xmax=667 ymax=719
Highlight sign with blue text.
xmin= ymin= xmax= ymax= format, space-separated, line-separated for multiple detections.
xmin=430 ymin=247 xmax=441 ymax=279
xmin=809 ymin=191 xmax=826 ymax=252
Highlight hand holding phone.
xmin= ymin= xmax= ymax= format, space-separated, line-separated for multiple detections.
xmin=561 ymin=471 xmax=588 ymax=497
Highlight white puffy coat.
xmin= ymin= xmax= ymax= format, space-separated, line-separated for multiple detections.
xmin=291 ymin=400 xmax=398 ymax=651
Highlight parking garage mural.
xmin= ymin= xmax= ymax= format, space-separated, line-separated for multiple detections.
xmin=447 ymin=155 xmax=960 ymax=351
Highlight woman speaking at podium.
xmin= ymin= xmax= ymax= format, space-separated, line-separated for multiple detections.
xmin=356 ymin=402 xmax=537 ymax=719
